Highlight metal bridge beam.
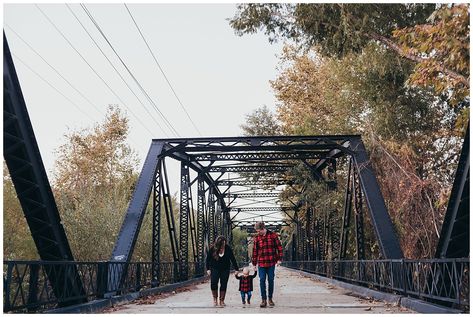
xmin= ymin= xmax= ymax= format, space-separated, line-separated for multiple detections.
xmin=110 ymin=142 xmax=164 ymax=263
xmin=217 ymin=179 xmax=291 ymax=186
xmin=208 ymin=165 xmax=291 ymax=173
xmin=151 ymin=162 xmax=162 ymax=285
xmin=3 ymin=33 xmax=85 ymax=306
xmin=349 ymin=137 xmax=403 ymax=259
xmin=179 ymin=163 xmax=190 ymax=281
xmin=189 ymin=152 xmax=331 ymax=161
xmin=228 ymin=192 xmax=281 ymax=198
xmin=436 ymin=124 xmax=469 ymax=258
xmin=197 ymin=175 xmax=206 ymax=275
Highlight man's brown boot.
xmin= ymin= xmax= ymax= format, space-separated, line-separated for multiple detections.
xmin=268 ymin=298 xmax=275 ymax=306
xmin=219 ymin=290 xmax=226 ymax=307
xmin=260 ymin=299 xmax=267 ymax=308
xmin=212 ymin=290 xmax=218 ymax=306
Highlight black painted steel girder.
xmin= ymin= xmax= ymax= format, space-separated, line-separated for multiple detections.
xmin=3 ymin=33 xmax=85 ymax=306
xmin=188 ymin=151 xmax=332 ymax=162
xmin=228 ymin=192 xmax=281 ymax=198
xmin=229 ymin=207 xmax=292 ymax=213
xmin=435 ymin=124 xmax=469 ymax=259
xmin=111 ymin=142 xmax=164 ymax=264
xmin=156 ymin=135 xmax=353 ymax=152
xmin=217 ymin=179 xmax=292 ymax=186
xmin=208 ymin=165 xmax=291 ymax=173
xmin=196 ymin=176 xmax=206 ymax=274
xmin=240 ymin=225 xmax=284 ymax=233
xmin=349 ymin=137 xmax=403 ymax=259
xmin=151 ymin=164 xmax=161 ymax=285
xmin=179 ymin=163 xmax=190 ymax=281
xmin=339 ymin=159 xmax=353 ymax=261
xmin=234 ymin=220 xmax=290 ymax=227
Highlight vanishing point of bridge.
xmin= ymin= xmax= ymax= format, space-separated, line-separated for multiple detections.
xmin=3 ymin=33 xmax=470 ymax=313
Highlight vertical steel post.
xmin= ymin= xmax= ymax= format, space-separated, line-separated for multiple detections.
xmin=291 ymin=233 xmax=297 ymax=261
xmin=179 ymin=162 xmax=190 ymax=281
xmin=215 ymin=204 xmax=222 ymax=237
xmin=187 ymin=181 xmax=198 ymax=264
xmin=354 ymin=169 xmax=365 ymax=260
xmin=208 ymin=189 xmax=216 ymax=245
xmin=197 ymin=175 xmax=206 ymax=276
xmin=162 ymin=160 xmax=179 ymax=263
xmin=27 ymin=264 xmax=40 ymax=311
xmin=306 ymin=207 xmax=313 ymax=260
xmin=151 ymin=160 xmax=162 ymax=286
xmin=339 ymin=159 xmax=353 ymax=261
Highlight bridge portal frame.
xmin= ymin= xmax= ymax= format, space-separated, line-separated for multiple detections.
xmin=109 ymin=135 xmax=403 ymax=292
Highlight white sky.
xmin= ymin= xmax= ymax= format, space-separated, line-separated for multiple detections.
xmin=4 ymin=3 xmax=283 ymax=179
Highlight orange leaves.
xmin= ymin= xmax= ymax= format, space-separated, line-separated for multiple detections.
xmin=392 ymin=4 xmax=469 ymax=105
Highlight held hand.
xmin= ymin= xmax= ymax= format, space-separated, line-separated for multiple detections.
xmin=206 ymin=270 xmax=211 ymax=276
xmin=276 ymin=260 xmax=281 ymax=266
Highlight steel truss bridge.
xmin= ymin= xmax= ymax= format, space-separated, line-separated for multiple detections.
xmin=3 ymin=33 xmax=470 ymax=313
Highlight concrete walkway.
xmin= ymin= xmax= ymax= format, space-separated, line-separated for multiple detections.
xmin=105 ymin=267 xmax=412 ymax=314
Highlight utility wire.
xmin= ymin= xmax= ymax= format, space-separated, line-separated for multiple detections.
xmin=34 ymin=4 xmax=155 ymax=137
xmin=5 ymin=25 xmax=104 ymax=117
xmin=12 ymin=53 xmax=96 ymax=121
xmin=64 ymin=4 xmax=168 ymax=136
xmin=81 ymin=4 xmax=180 ymax=137
xmin=124 ymin=3 xmax=202 ymax=136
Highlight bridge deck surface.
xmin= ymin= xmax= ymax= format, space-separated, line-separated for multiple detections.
xmin=105 ymin=267 xmax=411 ymax=314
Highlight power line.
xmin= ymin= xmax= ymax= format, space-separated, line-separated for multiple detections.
xmin=5 ymin=25 xmax=104 ymax=117
xmin=34 ymin=4 xmax=155 ymax=138
xmin=81 ymin=4 xmax=180 ymax=137
xmin=124 ymin=4 xmax=202 ymax=136
xmin=64 ymin=4 xmax=168 ymax=137
xmin=12 ymin=53 xmax=96 ymax=121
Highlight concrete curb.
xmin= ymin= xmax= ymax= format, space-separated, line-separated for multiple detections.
xmin=284 ymin=267 xmax=464 ymax=314
xmin=400 ymin=297 xmax=463 ymax=314
xmin=46 ymin=276 xmax=209 ymax=314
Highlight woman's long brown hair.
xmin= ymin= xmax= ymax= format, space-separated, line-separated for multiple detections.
xmin=211 ymin=236 xmax=226 ymax=260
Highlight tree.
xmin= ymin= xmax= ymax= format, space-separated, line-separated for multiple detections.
xmin=240 ymin=105 xmax=282 ymax=136
xmin=230 ymin=4 xmax=469 ymax=103
xmin=230 ymin=4 xmax=434 ymax=56
xmin=241 ymin=41 xmax=462 ymax=257
xmin=392 ymin=4 xmax=470 ymax=110
xmin=3 ymin=163 xmax=38 ymax=259
xmin=53 ymin=106 xmax=140 ymax=260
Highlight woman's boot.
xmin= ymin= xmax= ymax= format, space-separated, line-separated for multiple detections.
xmin=219 ymin=290 xmax=226 ymax=306
xmin=212 ymin=290 xmax=218 ymax=306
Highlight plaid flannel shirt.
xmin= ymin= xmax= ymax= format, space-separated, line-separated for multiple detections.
xmin=252 ymin=230 xmax=282 ymax=268
xmin=236 ymin=271 xmax=257 ymax=292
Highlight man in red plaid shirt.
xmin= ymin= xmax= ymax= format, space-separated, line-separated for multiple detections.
xmin=251 ymin=221 xmax=282 ymax=308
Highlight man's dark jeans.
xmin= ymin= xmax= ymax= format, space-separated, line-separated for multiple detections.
xmin=258 ymin=265 xmax=275 ymax=300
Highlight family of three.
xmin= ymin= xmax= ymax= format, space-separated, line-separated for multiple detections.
xmin=205 ymin=221 xmax=283 ymax=308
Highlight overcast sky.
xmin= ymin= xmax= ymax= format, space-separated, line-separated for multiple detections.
xmin=4 ymin=3 xmax=284 ymax=179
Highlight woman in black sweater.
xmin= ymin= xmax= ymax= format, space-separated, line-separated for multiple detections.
xmin=206 ymin=235 xmax=239 ymax=307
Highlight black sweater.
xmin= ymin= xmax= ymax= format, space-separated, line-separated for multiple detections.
xmin=205 ymin=245 xmax=239 ymax=271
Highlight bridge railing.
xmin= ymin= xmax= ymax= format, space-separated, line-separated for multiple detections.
xmin=3 ymin=260 xmax=205 ymax=313
xmin=283 ymin=258 xmax=469 ymax=310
